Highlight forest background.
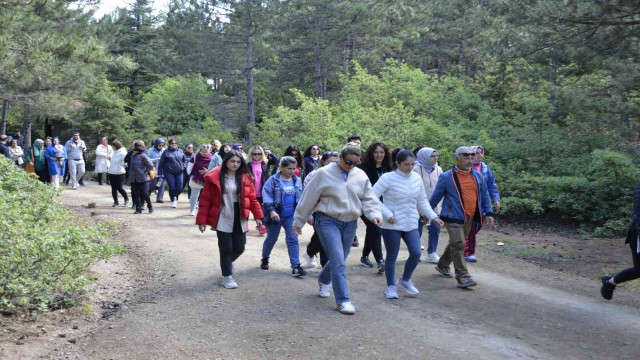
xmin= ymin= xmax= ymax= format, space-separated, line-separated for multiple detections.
xmin=1 ymin=0 xmax=640 ymax=237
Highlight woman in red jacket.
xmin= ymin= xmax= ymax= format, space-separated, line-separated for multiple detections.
xmin=197 ymin=151 xmax=264 ymax=289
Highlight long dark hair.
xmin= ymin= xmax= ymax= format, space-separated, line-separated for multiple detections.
xmin=219 ymin=143 xmax=232 ymax=160
xmin=219 ymin=150 xmax=249 ymax=196
xmin=362 ymin=141 xmax=392 ymax=171
xmin=283 ymin=145 xmax=304 ymax=169
xmin=303 ymin=144 xmax=320 ymax=158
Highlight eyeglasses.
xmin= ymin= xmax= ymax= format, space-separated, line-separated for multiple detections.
xmin=187 ymin=146 xmax=193 ymax=149
xmin=343 ymin=159 xmax=357 ymax=166
xmin=460 ymin=153 xmax=474 ymax=157
xmin=324 ymin=151 xmax=338 ymax=156
xmin=237 ymin=147 xmax=243 ymax=150
xmin=252 ymin=152 xmax=262 ymax=156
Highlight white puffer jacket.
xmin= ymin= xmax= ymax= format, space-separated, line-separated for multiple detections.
xmin=372 ymin=170 xmax=438 ymax=232
xmin=107 ymin=148 xmax=127 ymax=175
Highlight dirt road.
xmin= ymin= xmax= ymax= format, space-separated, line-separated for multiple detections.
xmin=6 ymin=184 xmax=640 ymax=359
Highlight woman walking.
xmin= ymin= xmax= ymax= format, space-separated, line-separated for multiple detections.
xmin=358 ymin=141 xmax=392 ymax=272
xmin=260 ymin=156 xmax=307 ymax=276
xmin=601 ymin=181 xmax=640 ymax=300
xmin=187 ymin=144 xmax=213 ymax=216
xmin=300 ymin=151 xmax=339 ymax=268
xmin=129 ymin=141 xmax=154 ymax=214
xmin=414 ymin=147 xmax=444 ymax=263
xmin=95 ymin=137 xmax=113 ymax=185
xmin=303 ymin=144 xmax=321 ymax=173
xmin=197 ymin=151 xmax=264 ymax=289
xmin=31 ymin=139 xmax=49 ymax=183
xmin=45 ymin=137 xmax=67 ymax=190
xmin=208 ymin=143 xmax=232 ymax=170
xmin=293 ymin=143 xmax=382 ymax=315
xmin=249 ymin=145 xmax=269 ymax=235
xmin=107 ymin=140 xmax=129 ymax=207
xmin=372 ymin=150 xmax=443 ymax=299
xmin=182 ymin=143 xmax=195 ymax=199
xmin=159 ymin=139 xmax=187 ymax=208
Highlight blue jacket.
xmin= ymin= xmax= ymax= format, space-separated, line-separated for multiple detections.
xmin=158 ymin=147 xmax=186 ymax=175
xmin=261 ymin=172 xmax=303 ymax=223
xmin=478 ymin=162 xmax=500 ymax=202
xmin=429 ymin=167 xmax=494 ymax=224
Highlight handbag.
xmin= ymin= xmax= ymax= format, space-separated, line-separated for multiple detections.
xmin=149 ymin=168 xmax=157 ymax=180
xmin=26 ymin=162 xmax=35 ymax=173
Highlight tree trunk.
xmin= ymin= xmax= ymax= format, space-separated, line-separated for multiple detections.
xmin=245 ymin=8 xmax=255 ymax=143
xmin=342 ymin=34 xmax=351 ymax=74
xmin=1 ymin=99 xmax=9 ymax=134
xmin=457 ymin=9 xmax=466 ymax=79
xmin=313 ymin=15 xmax=325 ymax=99
xmin=550 ymin=54 xmax=559 ymax=124
xmin=22 ymin=104 xmax=32 ymax=149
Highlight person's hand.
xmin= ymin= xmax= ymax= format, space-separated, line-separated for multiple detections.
xmin=270 ymin=211 xmax=280 ymax=223
xmin=494 ymin=201 xmax=501 ymax=212
xmin=388 ymin=216 xmax=396 ymax=224
xmin=432 ymin=218 xmax=444 ymax=228
xmin=198 ymin=225 xmax=206 ymax=233
xmin=256 ymin=219 xmax=263 ymax=227
xmin=293 ymin=226 xmax=302 ymax=236
xmin=306 ymin=216 xmax=315 ymax=226
xmin=28 ymin=162 xmax=33 ymax=166
xmin=485 ymin=216 xmax=495 ymax=229
xmin=198 ymin=169 xmax=207 ymax=174
xmin=371 ymin=217 xmax=382 ymax=226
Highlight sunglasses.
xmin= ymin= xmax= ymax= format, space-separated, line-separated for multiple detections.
xmin=460 ymin=153 xmax=474 ymax=157
xmin=252 ymin=152 xmax=262 ymax=156
xmin=324 ymin=151 xmax=338 ymax=156
xmin=343 ymin=159 xmax=357 ymax=166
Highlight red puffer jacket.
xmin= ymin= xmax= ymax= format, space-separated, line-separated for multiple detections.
xmin=196 ymin=167 xmax=264 ymax=229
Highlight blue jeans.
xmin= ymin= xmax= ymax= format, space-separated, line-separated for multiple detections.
xmin=381 ymin=228 xmax=422 ymax=286
xmin=315 ymin=213 xmax=358 ymax=305
xmin=164 ymin=172 xmax=183 ymax=202
xmin=261 ymin=215 xmax=300 ymax=268
xmin=418 ymin=218 xmax=441 ymax=254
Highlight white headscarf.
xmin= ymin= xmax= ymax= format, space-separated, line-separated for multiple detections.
xmin=417 ymin=147 xmax=437 ymax=172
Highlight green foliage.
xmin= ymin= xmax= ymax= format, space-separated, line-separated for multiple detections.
xmin=0 ymin=157 xmax=122 ymax=313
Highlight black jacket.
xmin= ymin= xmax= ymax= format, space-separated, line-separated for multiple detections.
xmin=0 ymin=142 xmax=11 ymax=159
xmin=357 ymin=163 xmax=389 ymax=187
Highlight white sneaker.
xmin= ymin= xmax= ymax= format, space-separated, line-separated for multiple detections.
xmin=170 ymin=201 xmax=177 ymax=208
xmin=425 ymin=252 xmax=440 ymax=263
xmin=318 ymin=281 xmax=331 ymax=298
xmin=337 ymin=302 xmax=355 ymax=315
xmin=222 ymin=276 xmax=237 ymax=289
xmin=188 ymin=210 xmax=195 ymax=216
xmin=397 ymin=278 xmax=420 ymax=297
xmin=302 ymin=252 xmax=317 ymax=268
xmin=385 ymin=285 xmax=399 ymax=299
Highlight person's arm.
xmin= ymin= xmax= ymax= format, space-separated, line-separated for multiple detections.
xmin=95 ymin=145 xmax=106 ymax=157
xmin=195 ymin=181 xmax=214 ymax=226
xmin=416 ymin=179 xmax=438 ymax=220
xmin=142 ymin=154 xmax=154 ymax=172
xmin=293 ymin=172 xmax=324 ymax=229
xmin=429 ymin=173 xmax=446 ymax=210
xmin=158 ymin=152 xmax=166 ymax=176
xmin=261 ymin=177 xmax=277 ymax=212
xmin=371 ymin=174 xmax=393 ymax=220
xmin=360 ymin=177 xmax=382 ymax=223
xmin=246 ymin=176 xmax=264 ymax=223
xmin=485 ymin=165 xmax=500 ymax=203
xmin=64 ymin=140 xmax=73 ymax=152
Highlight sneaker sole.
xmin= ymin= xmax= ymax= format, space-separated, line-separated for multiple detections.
xmin=435 ymin=266 xmax=452 ymax=278
xmin=318 ymin=293 xmax=330 ymax=298
xmin=456 ymin=281 xmax=477 ymax=288
xmin=223 ymin=285 xmax=238 ymax=289
xmin=337 ymin=307 xmax=355 ymax=315
xmin=361 ymin=263 xmax=374 ymax=268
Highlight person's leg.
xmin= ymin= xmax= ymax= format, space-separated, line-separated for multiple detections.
xmin=361 ymin=216 xmax=372 ymax=258
xmin=164 ymin=173 xmax=177 ymax=202
xmin=465 ymin=221 xmax=482 ymax=257
xmin=230 ymin=230 xmax=247 ymax=263
xmin=148 ymin=177 xmax=158 ymax=196
xmin=282 ymin=216 xmax=300 ymax=268
xmin=131 ymin=182 xmax=141 ymax=210
xmin=307 ymin=230 xmax=322 ymax=257
xmin=68 ymin=160 xmax=78 ymax=187
xmin=444 ymin=220 xmax=472 ymax=280
xmin=217 ymin=231 xmax=234 ymax=276
xmin=401 ymin=229 xmax=422 ymax=281
xmin=262 ymin=221 xmax=282 ymax=259
xmin=189 ymin=188 xmax=202 ymax=212
xmin=613 ymin=240 xmax=640 ymax=284
xmin=175 ymin=172 xmax=183 ymax=200
xmin=334 ymin=219 xmax=358 ymax=303
xmin=97 ymin=172 xmax=103 ymax=185
xmin=109 ymin=175 xmax=119 ymax=203
xmin=370 ymin=221 xmax=384 ymax=263
xmin=51 ymin=174 xmax=60 ymax=190
xmin=140 ymin=181 xmax=152 ymax=208
xmin=381 ymin=229 xmax=401 ymax=286
xmin=76 ymin=162 xmax=85 ymax=187
xmin=315 ymin=215 xmax=347 ymax=302
xmin=427 ymin=222 xmax=441 ymax=254
xmin=115 ymin=175 xmax=128 ymax=202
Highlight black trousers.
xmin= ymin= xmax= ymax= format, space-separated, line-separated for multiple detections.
xmin=35 ymin=168 xmax=49 ymax=183
xmin=109 ymin=174 xmax=129 ymax=204
xmin=306 ymin=223 xmax=328 ymax=267
xmin=614 ymin=234 xmax=640 ymax=284
xmin=131 ymin=181 xmax=152 ymax=210
xmin=217 ymin=202 xmax=246 ymax=277
xmin=361 ymin=215 xmax=384 ymax=262
xmin=97 ymin=173 xmax=110 ymax=184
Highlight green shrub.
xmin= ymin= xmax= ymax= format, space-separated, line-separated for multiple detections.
xmin=0 ymin=157 xmax=122 ymax=313
xmin=500 ymin=197 xmax=544 ymax=218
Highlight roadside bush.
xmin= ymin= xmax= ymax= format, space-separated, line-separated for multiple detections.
xmin=0 ymin=157 xmax=122 ymax=313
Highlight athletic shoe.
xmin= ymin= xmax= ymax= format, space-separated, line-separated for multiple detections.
xmin=133 ymin=209 xmax=142 ymax=214
xmin=222 ymin=276 xmax=238 ymax=289
xmin=318 ymin=281 xmax=331 ymax=298
xmin=292 ymin=265 xmax=307 ymax=277
xmin=352 ymin=237 xmax=359 ymax=247
xmin=148 ymin=206 xmax=154 ymax=214
xmin=465 ymin=255 xmax=477 ymax=262
xmin=302 ymin=252 xmax=317 ymax=268
xmin=112 ymin=203 xmax=119 ymax=207
xmin=360 ymin=256 xmax=374 ymax=268
xmin=397 ymin=278 xmax=420 ymax=297
xmin=260 ymin=258 xmax=269 ymax=270
xmin=141 ymin=205 xmax=146 ymax=211
xmin=385 ymin=285 xmax=399 ymax=299
xmin=435 ymin=265 xmax=452 ymax=278
xmin=156 ymin=200 xmax=164 ymax=203
xmin=425 ymin=252 xmax=440 ymax=263
xmin=170 ymin=201 xmax=177 ymax=208
xmin=72 ymin=186 xmax=78 ymax=190
xmin=258 ymin=224 xmax=267 ymax=235
xmin=421 ymin=245 xmax=425 ymax=250
xmin=337 ymin=302 xmax=355 ymax=315
xmin=123 ymin=200 xmax=129 ymax=207
xmin=456 ymin=277 xmax=478 ymax=288
xmin=377 ymin=260 xmax=385 ymax=274
xmin=189 ymin=210 xmax=196 ymax=216
xmin=600 ymin=275 xmax=616 ymax=300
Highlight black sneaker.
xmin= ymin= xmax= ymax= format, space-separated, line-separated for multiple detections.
xmin=352 ymin=236 xmax=359 ymax=247
xmin=260 ymin=258 xmax=269 ymax=270
xmin=601 ymin=275 xmax=616 ymax=300
xmin=456 ymin=277 xmax=477 ymax=288
xmin=377 ymin=260 xmax=385 ymax=274
xmin=292 ymin=265 xmax=307 ymax=277
xmin=435 ymin=265 xmax=452 ymax=278
xmin=360 ymin=256 xmax=374 ymax=268
xmin=148 ymin=206 xmax=154 ymax=214
xmin=133 ymin=209 xmax=142 ymax=214
xmin=124 ymin=200 xmax=130 ymax=206
xmin=156 ymin=200 xmax=164 ymax=203
xmin=112 ymin=203 xmax=119 ymax=207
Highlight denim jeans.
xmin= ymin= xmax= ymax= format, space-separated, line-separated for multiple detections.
xmin=419 ymin=218 xmax=441 ymax=254
xmin=164 ymin=172 xmax=184 ymax=202
xmin=315 ymin=213 xmax=358 ymax=305
xmin=381 ymin=228 xmax=422 ymax=286
xmin=261 ymin=215 xmax=300 ymax=268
